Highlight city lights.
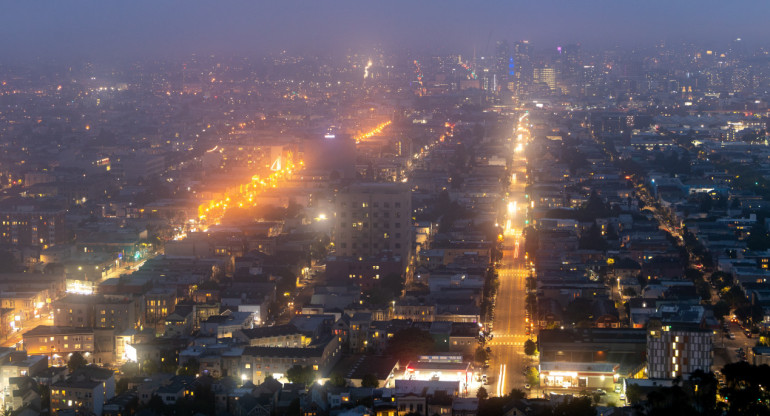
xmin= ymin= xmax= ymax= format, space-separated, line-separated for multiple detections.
xmin=0 ymin=8 xmax=763 ymax=414
xmin=354 ymin=120 xmax=392 ymax=144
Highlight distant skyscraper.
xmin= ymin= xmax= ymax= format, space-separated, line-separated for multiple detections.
xmin=494 ymin=40 xmax=512 ymax=92
xmin=512 ymin=41 xmax=533 ymax=95
xmin=534 ymin=65 xmax=557 ymax=91
xmin=562 ymin=43 xmax=582 ymax=77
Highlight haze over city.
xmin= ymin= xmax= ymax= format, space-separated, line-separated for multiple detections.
xmin=1 ymin=1 xmax=768 ymax=60
xmin=0 ymin=2 xmax=769 ymax=416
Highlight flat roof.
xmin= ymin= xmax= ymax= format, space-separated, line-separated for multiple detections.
xmin=540 ymin=361 xmax=618 ymax=375
xmin=23 ymin=325 xmax=93 ymax=337
xmin=407 ymin=361 xmax=470 ymax=371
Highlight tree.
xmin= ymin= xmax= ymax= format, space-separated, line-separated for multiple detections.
xmin=142 ymin=359 xmax=159 ymax=375
xmin=525 ymin=293 xmax=537 ymax=316
xmin=579 ymin=222 xmax=608 ymax=251
xmin=385 ymin=328 xmax=435 ymax=363
xmin=625 ymin=382 xmax=642 ymax=405
xmin=713 ymin=300 xmax=730 ymax=321
xmin=286 ymin=365 xmax=316 ymax=386
xmin=475 ymin=346 xmax=489 ymax=363
xmin=476 ymin=386 xmax=489 ymax=400
xmin=361 ymin=373 xmax=379 ymax=388
xmin=721 ymin=285 xmax=748 ymax=309
xmin=525 ymin=367 xmax=539 ymax=386
xmin=643 ymin=384 xmax=698 ymax=416
xmin=524 ymin=227 xmax=539 ymax=258
xmin=721 ymin=362 xmax=770 ymax=416
xmin=381 ymin=272 xmax=404 ymax=298
xmin=622 ymin=287 xmax=637 ymax=297
xmin=524 ymin=339 xmax=537 ymax=356
xmin=116 ymin=377 xmax=130 ymax=395
xmin=710 ymin=271 xmax=733 ymax=290
xmin=508 ymin=388 xmax=527 ymax=401
xmin=552 ymin=396 xmax=595 ymax=416
xmin=694 ymin=279 xmax=712 ymax=301
xmin=581 ymin=190 xmax=610 ymax=221
xmin=178 ymin=358 xmax=199 ymax=376
xmin=310 ymin=234 xmax=331 ymax=262
xmin=365 ymin=287 xmax=395 ymax=306
xmin=564 ymin=297 xmax=593 ymax=325
xmin=67 ymin=352 xmax=88 ymax=372
xmin=328 ymin=371 xmax=346 ymax=387
xmin=0 ymin=250 xmax=20 ymax=273
xmin=146 ymin=394 xmax=166 ymax=414
xmin=688 ymin=370 xmax=717 ymax=414
xmin=39 ymin=381 xmax=50 ymax=410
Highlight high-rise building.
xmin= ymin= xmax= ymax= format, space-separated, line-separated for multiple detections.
xmin=563 ymin=44 xmax=582 ymax=73
xmin=494 ymin=40 xmax=512 ymax=92
xmin=512 ymin=41 xmax=533 ymax=95
xmin=333 ymin=183 xmax=412 ymax=264
xmin=647 ymin=322 xmax=712 ymax=379
xmin=534 ymin=65 xmax=557 ymax=91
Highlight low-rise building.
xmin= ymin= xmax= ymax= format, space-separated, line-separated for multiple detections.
xmin=53 ymin=294 xmax=138 ymax=331
xmin=22 ymin=326 xmax=94 ymax=363
xmin=51 ymin=378 xmax=105 ymax=416
xmin=234 ymin=336 xmax=342 ymax=384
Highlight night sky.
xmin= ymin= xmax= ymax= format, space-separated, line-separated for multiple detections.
xmin=1 ymin=1 xmax=767 ymax=60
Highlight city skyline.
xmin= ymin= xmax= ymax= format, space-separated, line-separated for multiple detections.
xmin=1 ymin=1 xmax=769 ymax=61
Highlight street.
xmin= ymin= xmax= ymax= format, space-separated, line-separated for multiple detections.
xmin=713 ymin=321 xmax=755 ymax=369
xmin=485 ymin=113 xmax=532 ymax=397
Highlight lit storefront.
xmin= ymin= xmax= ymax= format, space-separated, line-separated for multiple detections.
xmin=398 ymin=355 xmax=473 ymax=394
xmin=539 ymin=362 xmax=618 ymax=389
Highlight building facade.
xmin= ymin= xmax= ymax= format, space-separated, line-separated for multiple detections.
xmin=333 ymin=183 xmax=412 ymax=264
xmin=0 ymin=202 xmax=66 ymax=247
xmin=647 ymin=324 xmax=713 ymax=379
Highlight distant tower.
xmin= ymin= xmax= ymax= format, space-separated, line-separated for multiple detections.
xmin=534 ymin=65 xmax=557 ymax=91
xmin=494 ymin=40 xmax=512 ymax=92
xmin=513 ymin=41 xmax=533 ymax=95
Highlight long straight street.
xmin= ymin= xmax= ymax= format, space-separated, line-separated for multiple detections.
xmin=486 ymin=113 xmax=533 ymax=397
